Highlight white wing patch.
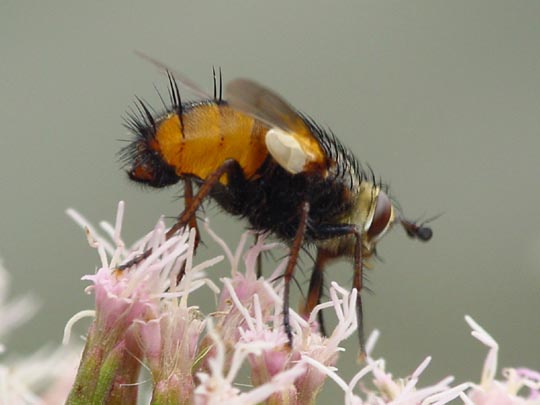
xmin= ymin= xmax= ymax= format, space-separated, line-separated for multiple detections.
xmin=265 ymin=128 xmax=315 ymax=174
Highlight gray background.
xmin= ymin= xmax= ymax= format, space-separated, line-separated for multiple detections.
xmin=1 ymin=0 xmax=539 ymax=399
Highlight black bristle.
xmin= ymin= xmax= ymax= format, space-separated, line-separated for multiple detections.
xmin=219 ymin=67 xmax=223 ymax=102
xmin=212 ymin=66 xmax=217 ymax=101
xmin=135 ymin=96 xmax=156 ymax=133
xmin=167 ymin=71 xmax=182 ymax=116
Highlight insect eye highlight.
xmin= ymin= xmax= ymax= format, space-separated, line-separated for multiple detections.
xmin=367 ymin=190 xmax=393 ymax=239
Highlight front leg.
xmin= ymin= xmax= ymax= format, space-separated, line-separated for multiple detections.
xmin=118 ymin=159 xmax=242 ymax=271
xmin=182 ymin=178 xmax=200 ymax=251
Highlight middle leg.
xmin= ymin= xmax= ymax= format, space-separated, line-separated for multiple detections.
xmin=302 ymin=249 xmax=332 ymax=336
xmin=282 ymin=201 xmax=310 ymax=346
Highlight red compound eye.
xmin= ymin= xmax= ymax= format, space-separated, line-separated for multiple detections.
xmin=367 ymin=191 xmax=392 ymax=239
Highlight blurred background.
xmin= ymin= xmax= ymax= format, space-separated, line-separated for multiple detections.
xmin=1 ymin=0 xmax=539 ymax=399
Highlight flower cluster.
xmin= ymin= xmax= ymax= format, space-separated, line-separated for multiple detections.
xmin=64 ymin=202 xmax=364 ymax=404
xmin=60 ymin=202 xmax=540 ymax=404
xmin=3 ymin=201 xmax=538 ymax=404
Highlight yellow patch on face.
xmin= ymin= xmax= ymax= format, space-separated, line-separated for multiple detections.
xmin=353 ymin=183 xmax=379 ymax=231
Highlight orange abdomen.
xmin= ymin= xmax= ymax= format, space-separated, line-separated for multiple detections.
xmin=154 ymin=103 xmax=269 ymax=183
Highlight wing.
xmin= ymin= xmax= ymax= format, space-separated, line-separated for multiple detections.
xmin=135 ymin=50 xmax=212 ymax=99
xmin=226 ymin=79 xmax=327 ymax=174
xmin=225 ymin=79 xmax=311 ymax=135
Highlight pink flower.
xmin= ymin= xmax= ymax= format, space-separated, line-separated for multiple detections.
xmin=302 ymin=331 xmax=468 ymax=404
xmin=66 ymin=202 xmax=203 ymax=342
xmin=194 ymin=319 xmax=307 ymax=405
xmin=130 ymin=245 xmax=221 ymax=404
xmin=294 ymin=282 xmax=359 ymax=403
xmin=515 ymin=368 xmax=540 ymax=400
xmin=199 ymin=227 xmax=287 ymax=375
xmin=133 ymin=303 xmax=203 ymax=404
xmin=65 ymin=202 xmax=203 ymax=403
xmin=464 ymin=315 xmax=540 ymax=404
xmin=214 ymin=231 xmax=365 ymax=403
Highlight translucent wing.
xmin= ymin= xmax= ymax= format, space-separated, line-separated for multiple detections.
xmin=135 ymin=50 xmax=212 ymax=99
xmin=226 ymin=79 xmax=327 ymax=174
xmin=225 ymin=78 xmax=311 ymax=136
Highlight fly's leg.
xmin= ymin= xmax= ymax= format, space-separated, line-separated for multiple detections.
xmin=117 ymin=159 xmax=240 ymax=271
xmin=175 ymin=178 xmax=199 ymax=284
xmin=351 ymin=228 xmax=365 ymax=358
xmin=164 ymin=160 xmax=239 ymax=239
xmin=311 ymin=224 xmax=366 ymax=357
xmin=302 ymin=249 xmax=331 ymax=336
xmin=183 ymin=178 xmax=200 ymax=249
xmin=255 ymin=233 xmax=263 ymax=279
xmin=283 ymin=201 xmax=310 ymax=347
